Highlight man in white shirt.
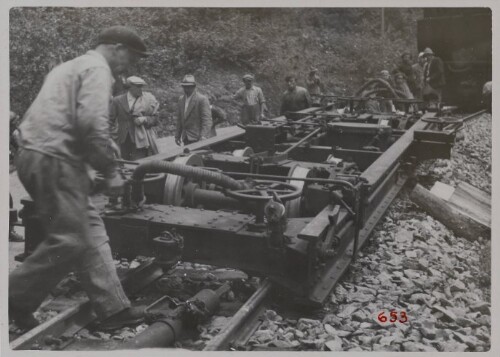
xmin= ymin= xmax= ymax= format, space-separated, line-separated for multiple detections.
xmin=233 ymin=74 xmax=267 ymax=124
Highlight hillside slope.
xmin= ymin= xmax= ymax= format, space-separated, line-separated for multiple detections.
xmin=10 ymin=7 xmax=422 ymax=137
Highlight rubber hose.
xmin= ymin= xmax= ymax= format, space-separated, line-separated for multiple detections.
xmin=354 ymin=78 xmax=401 ymax=98
xmin=132 ymin=160 xmax=245 ymax=191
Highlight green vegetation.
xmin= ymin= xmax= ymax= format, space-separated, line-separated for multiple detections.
xmin=10 ymin=7 xmax=422 ymax=137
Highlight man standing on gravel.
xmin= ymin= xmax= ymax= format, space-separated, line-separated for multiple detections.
xmin=232 ymin=74 xmax=267 ymax=124
xmin=10 ymin=26 xmax=148 ymax=331
xmin=422 ymin=47 xmax=446 ymax=103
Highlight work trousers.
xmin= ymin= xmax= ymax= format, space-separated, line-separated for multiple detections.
xmin=240 ymin=104 xmax=261 ymax=125
xmin=120 ymin=134 xmax=149 ymax=161
xmin=423 ymin=84 xmax=442 ymax=103
xmin=9 ymin=149 xmax=130 ymax=320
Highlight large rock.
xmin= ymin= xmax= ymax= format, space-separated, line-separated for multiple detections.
xmin=450 ymin=279 xmax=467 ymax=293
xmin=453 ymin=331 xmax=481 ymax=348
xmin=419 ymin=321 xmax=437 ymax=339
xmin=437 ymin=340 xmax=469 ymax=352
xmin=324 ymin=336 xmax=343 ymax=351
xmin=403 ymin=341 xmax=437 ymax=352
xmin=337 ymin=305 xmax=359 ymax=319
xmin=470 ymin=301 xmax=490 ymax=315
xmin=432 ymin=305 xmax=457 ymax=322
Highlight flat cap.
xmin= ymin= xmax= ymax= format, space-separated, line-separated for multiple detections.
xmin=97 ymin=26 xmax=148 ymax=57
xmin=242 ymin=74 xmax=254 ymax=81
xmin=181 ymin=74 xmax=197 ymax=86
xmin=127 ymin=76 xmax=147 ymax=86
xmin=418 ymin=52 xmax=425 ymax=58
xmin=423 ymin=47 xmax=434 ymax=56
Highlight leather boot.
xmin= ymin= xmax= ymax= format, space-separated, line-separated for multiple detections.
xmin=94 ymin=306 xmax=146 ymax=331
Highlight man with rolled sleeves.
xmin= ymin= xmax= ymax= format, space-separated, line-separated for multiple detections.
xmin=175 ymin=75 xmax=212 ymax=145
xmin=10 ymin=26 xmax=148 ymax=330
xmin=233 ymin=74 xmax=267 ymax=124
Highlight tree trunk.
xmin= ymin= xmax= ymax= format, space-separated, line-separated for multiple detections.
xmin=409 ymin=184 xmax=490 ymax=241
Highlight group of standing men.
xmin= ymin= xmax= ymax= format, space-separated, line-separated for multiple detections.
xmin=393 ymin=47 xmax=446 ymax=103
xmin=174 ymin=71 xmax=315 ymax=143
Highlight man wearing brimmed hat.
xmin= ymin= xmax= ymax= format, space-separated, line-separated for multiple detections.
xmin=10 ymin=26 xmax=148 ymax=331
xmin=422 ymin=47 xmax=446 ymax=103
xmin=233 ymin=74 xmax=267 ymax=124
xmin=175 ymin=74 xmax=212 ymax=145
xmin=110 ymin=75 xmax=160 ymax=160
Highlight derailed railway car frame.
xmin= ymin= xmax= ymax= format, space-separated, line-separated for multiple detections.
xmin=17 ymin=103 xmax=457 ymax=306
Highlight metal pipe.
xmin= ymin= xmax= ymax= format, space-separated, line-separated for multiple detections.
xmin=263 ymin=119 xmax=324 ymax=126
xmin=122 ymin=286 xmax=226 ymax=349
xmin=222 ymin=171 xmax=357 ymax=190
xmin=191 ymin=188 xmax=242 ymax=210
xmin=280 ymin=127 xmax=322 ymax=155
xmin=203 ymin=279 xmax=273 ymax=351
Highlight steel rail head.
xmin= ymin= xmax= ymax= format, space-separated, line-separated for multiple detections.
xmin=203 ymin=279 xmax=273 ymax=351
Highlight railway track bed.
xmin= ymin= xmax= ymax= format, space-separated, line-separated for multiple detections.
xmin=9 ymin=110 xmax=491 ymax=352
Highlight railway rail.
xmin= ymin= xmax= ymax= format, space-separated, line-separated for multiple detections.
xmin=9 ymin=98 xmax=486 ymax=350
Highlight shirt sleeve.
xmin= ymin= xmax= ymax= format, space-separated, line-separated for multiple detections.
xmin=176 ymin=96 xmax=183 ymax=140
xmin=233 ymin=88 xmax=244 ymax=100
xmin=257 ymin=88 xmax=266 ymax=103
xmin=109 ymin=97 xmax=119 ymax=143
xmin=199 ymin=96 xmax=213 ymax=139
xmin=76 ymin=66 xmax=117 ymax=178
xmin=144 ymin=92 xmax=160 ymax=128
xmin=303 ymin=88 xmax=312 ymax=108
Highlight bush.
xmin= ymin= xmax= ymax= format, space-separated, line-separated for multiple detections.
xmin=10 ymin=7 xmax=422 ymax=137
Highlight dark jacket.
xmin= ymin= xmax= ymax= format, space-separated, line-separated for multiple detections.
xmin=109 ymin=92 xmax=159 ymax=145
xmin=280 ymin=86 xmax=312 ymax=115
xmin=209 ymin=105 xmax=227 ymax=138
xmin=397 ymin=62 xmax=416 ymax=92
xmin=425 ymin=56 xmax=446 ymax=89
xmin=175 ymin=90 xmax=212 ymax=142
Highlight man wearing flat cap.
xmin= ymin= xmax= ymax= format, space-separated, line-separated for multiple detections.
xmin=10 ymin=26 xmax=148 ymax=331
xmin=175 ymin=75 xmax=212 ymax=145
xmin=110 ymin=76 xmax=160 ymax=160
xmin=232 ymin=74 xmax=267 ymax=124
xmin=422 ymin=47 xmax=446 ymax=103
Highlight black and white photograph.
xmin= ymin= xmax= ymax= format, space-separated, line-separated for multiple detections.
xmin=2 ymin=2 xmax=497 ymax=354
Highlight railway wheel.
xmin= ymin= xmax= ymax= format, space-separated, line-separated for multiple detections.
xmin=163 ymin=154 xmax=203 ymax=205
xmin=286 ymin=165 xmax=311 ymax=218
